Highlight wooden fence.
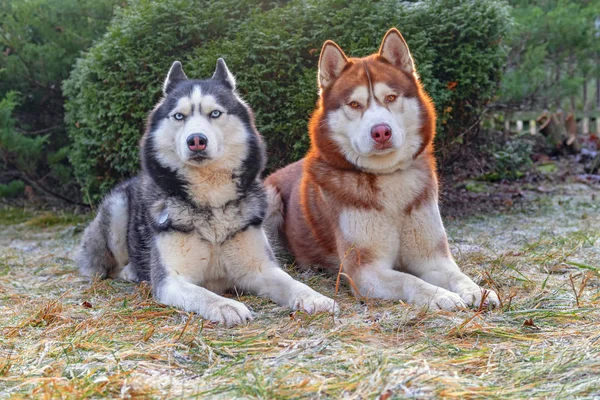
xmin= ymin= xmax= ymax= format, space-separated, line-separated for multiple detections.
xmin=504 ymin=115 xmax=600 ymax=135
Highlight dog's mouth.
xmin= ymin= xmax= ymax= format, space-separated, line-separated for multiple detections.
xmin=374 ymin=142 xmax=393 ymax=151
xmin=186 ymin=153 xmax=211 ymax=165
xmin=350 ymin=137 xmax=397 ymax=158
xmin=366 ymin=144 xmax=396 ymax=157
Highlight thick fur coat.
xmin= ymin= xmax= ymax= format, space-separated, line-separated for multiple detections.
xmin=77 ymin=60 xmax=337 ymax=326
xmin=265 ymin=29 xmax=500 ymax=310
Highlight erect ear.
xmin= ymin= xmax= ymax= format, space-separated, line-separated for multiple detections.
xmin=318 ymin=40 xmax=349 ymax=89
xmin=163 ymin=61 xmax=188 ymax=95
xmin=212 ymin=58 xmax=236 ymax=90
xmin=378 ymin=28 xmax=414 ymax=74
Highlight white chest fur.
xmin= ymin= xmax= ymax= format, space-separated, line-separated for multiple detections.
xmin=337 ymin=162 xmax=439 ymax=266
xmin=376 ymin=165 xmax=434 ymax=214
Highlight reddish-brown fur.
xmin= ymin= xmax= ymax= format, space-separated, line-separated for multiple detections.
xmin=266 ymin=30 xmax=438 ymax=273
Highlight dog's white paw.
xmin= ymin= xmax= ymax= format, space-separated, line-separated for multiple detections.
xmin=116 ymin=263 xmax=138 ymax=282
xmin=458 ymin=286 xmax=500 ymax=309
xmin=415 ymin=288 xmax=467 ymax=311
xmin=206 ymin=299 xmax=253 ymax=327
xmin=292 ymin=292 xmax=339 ymax=314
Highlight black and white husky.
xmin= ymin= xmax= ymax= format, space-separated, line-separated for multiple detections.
xmin=77 ymin=59 xmax=337 ymax=326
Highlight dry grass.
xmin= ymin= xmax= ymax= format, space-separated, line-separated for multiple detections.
xmin=1 ymin=182 xmax=599 ymax=399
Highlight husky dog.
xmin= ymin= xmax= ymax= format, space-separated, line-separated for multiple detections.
xmin=265 ymin=29 xmax=500 ymax=310
xmin=77 ymin=59 xmax=337 ymax=326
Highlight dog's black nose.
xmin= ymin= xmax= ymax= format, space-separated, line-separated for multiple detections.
xmin=186 ymin=133 xmax=208 ymax=152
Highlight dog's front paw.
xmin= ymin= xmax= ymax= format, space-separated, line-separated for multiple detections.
xmin=116 ymin=263 xmax=139 ymax=282
xmin=458 ymin=286 xmax=500 ymax=309
xmin=206 ymin=299 xmax=253 ymax=327
xmin=414 ymin=288 xmax=467 ymax=311
xmin=292 ymin=292 xmax=339 ymax=314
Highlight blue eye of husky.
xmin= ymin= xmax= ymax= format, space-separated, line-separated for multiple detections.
xmin=210 ymin=110 xmax=222 ymax=119
xmin=173 ymin=112 xmax=185 ymax=121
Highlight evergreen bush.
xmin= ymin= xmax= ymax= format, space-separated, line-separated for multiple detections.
xmin=0 ymin=0 xmax=122 ymax=202
xmin=64 ymin=0 xmax=512 ymax=201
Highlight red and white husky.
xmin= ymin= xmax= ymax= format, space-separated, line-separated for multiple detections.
xmin=265 ymin=28 xmax=499 ymax=310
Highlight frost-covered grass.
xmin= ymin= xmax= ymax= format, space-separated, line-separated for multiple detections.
xmin=1 ymin=182 xmax=599 ymax=398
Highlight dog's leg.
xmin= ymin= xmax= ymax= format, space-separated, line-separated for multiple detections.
xmin=154 ymin=275 xmax=253 ymax=327
xmin=263 ymin=184 xmax=284 ymax=247
xmin=151 ymin=231 xmax=253 ymax=327
xmin=77 ymin=189 xmax=129 ymax=279
xmin=351 ymin=265 xmax=467 ymax=311
xmin=116 ymin=263 xmax=139 ymax=282
xmin=399 ymin=199 xmax=500 ymax=308
xmin=222 ymin=227 xmax=338 ymax=314
xmin=338 ymin=208 xmax=465 ymax=310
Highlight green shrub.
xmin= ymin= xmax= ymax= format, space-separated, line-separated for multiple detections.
xmin=0 ymin=180 xmax=25 ymax=198
xmin=0 ymin=91 xmax=43 ymax=201
xmin=480 ymin=137 xmax=534 ymax=181
xmin=499 ymin=0 xmax=599 ymax=111
xmin=0 ymin=93 xmax=48 ymax=175
xmin=64 ymin=0 xmax=512 ymax=201
xmin=0 ymin=0 xmax=123 ymax=202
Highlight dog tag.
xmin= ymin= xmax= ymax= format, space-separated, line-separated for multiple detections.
xmin=158 ymin=208 xmax=169 ymax=225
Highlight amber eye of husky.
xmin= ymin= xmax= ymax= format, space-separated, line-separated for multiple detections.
xmin=349 ymin=101 xmax=360 ymax=109
xmin=386 ymin=94 xmax=397 ymax=103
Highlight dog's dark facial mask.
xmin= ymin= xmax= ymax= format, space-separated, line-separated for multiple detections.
xmin=141 ymin=59 xmax=265 ymax=202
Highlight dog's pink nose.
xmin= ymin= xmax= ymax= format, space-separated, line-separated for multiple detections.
xmin=186 ymin=133 xmax=207 ymax=152
xmin=370 ymin=124 xmax=392 ymax=143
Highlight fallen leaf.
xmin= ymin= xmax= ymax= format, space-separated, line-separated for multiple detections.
xmin=522 ymin=318 xmax=540 ymax=330
xmin=142 ymin=326 xmax=155 ymax=342
xmin=379 ymin=390 xmax=393 ymax=400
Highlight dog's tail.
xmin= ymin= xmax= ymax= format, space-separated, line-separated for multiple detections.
xmin=76 ymin=188 xmax=129 ymax=279
xmin=263 ymin=183 xmax=285 ymax=249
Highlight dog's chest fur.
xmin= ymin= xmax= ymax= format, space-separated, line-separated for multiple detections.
xmin=185 ymin=169 xmax=240 ymax=208
xmin=321 ymin=157 xmax=438 ymax=262
xmin=151 ymin=191 xmax=263 ymax=244
xmin=374 ymin=161 xmax=435 ymax=214
xmin=139 ymin=163 xmax=265 ymax=243
xmin=314 ymin=156 xmax=434 ymax=215
xmin=138 ymin=178 xmax=265 ymax=291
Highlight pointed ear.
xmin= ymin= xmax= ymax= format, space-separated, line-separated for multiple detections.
xmin=163 ymin=61 xmax=188 ymax=95
xmin=318 ymin=40 xmax=349 ymax=89
xmin=379 ymin=28 xmax=414 ymax=74
xmin=212 ymin=58 xmax=236 ymax=90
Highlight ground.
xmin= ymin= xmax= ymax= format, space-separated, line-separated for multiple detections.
xmin=1 ymin=179 xmax=599 ymax=399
